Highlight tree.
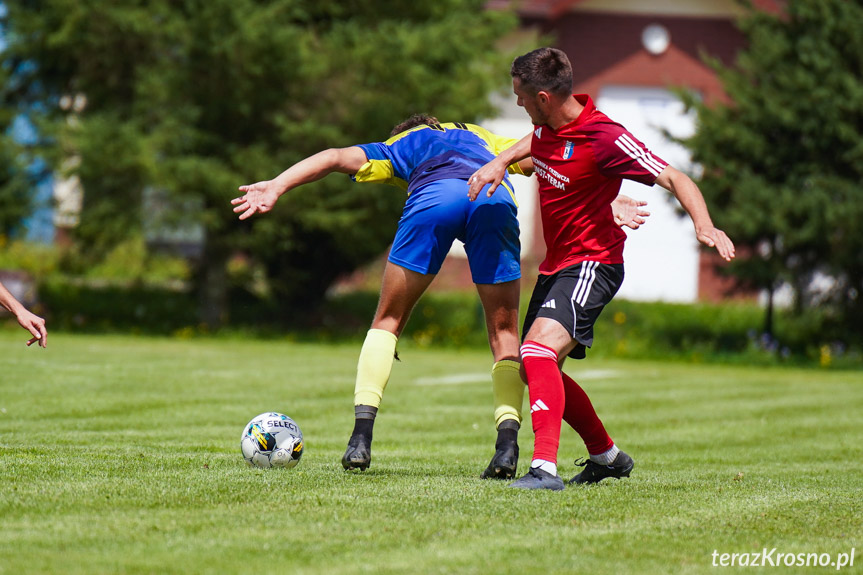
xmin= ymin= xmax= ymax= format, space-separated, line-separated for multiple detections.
xmin=680 ymin=0 xmax=863 ymax=344
xmin=0 ymin=0 xmax=520 ymax=327
xmin=0 ymin=20 xmax=33 ymax=238
xmin=0 ymin=115 xmax=31 ymax=238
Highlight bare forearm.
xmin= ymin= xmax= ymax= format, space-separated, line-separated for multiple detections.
xmin=0 ymin=282 xmax=23 ymax=315
xmin=655 ymin=166 xmax=735 ymax=261
xmin=234 ymin=146 xmax=367 ymax=220
xmin=657 ymin=167 xmax=713 ymax=233
xmin=499 ymin=133 xmax=532 ymax=168
xmin=674 ymin=179 xmax=714 ymax=232
xmin=270 ymin=149 xmax=346 ymax=197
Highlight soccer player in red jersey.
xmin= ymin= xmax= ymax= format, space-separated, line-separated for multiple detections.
xmin=468 ymin=47 xmax=735 ymax=490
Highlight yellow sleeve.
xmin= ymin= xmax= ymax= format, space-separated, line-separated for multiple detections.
xmin=506 ymin=160 xmax=526 ymax=176
xmin=353 ymin=159 xmax=408 ymax=191
xmin=465 ymin=124 xmax=526 ymax=175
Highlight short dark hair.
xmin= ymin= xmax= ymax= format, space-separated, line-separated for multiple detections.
xmin=390 ymin=113 xmax=440 ymax=137
xmin=510 ymin=47 xmax=573 ymax=97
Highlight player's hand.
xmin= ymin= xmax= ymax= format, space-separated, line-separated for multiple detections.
xmin=17 ymin=309 xmax=47 ymax=348
xmin=611 ymin=195 xmax=650 ymax=230
xmin=467 ymin=159 xmax=508 ymax=201
xmin=696 ymin=226 xmax=736 ymax=262
xmin=232 ymin=181 xmax=280 ymax=220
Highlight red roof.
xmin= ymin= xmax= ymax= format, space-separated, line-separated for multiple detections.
xmin=486 ymin=0 xmax=784 ymax=18
xmin=485 ymin=0 xmax=582 ymax=18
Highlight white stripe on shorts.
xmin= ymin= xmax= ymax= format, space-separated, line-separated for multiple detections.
xmin=570 ymin=261 xmax=598 ymax=338
xmin=572 ymin=261 xmax=599 ymax=307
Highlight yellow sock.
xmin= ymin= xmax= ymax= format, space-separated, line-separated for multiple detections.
xmin=492 ymin=359 xmax=523 ymax=428
xmin=354 ymin=329 xmax=398 ymax=408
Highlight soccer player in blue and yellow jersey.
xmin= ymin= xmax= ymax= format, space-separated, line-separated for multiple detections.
xmin=233 ymin=114 xmax=647 ymax=478
xmin=234 ymin=115 xmax=531 ymax=478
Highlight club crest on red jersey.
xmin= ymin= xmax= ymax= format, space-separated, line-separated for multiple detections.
xmin=562 ymin=141 xmax=574 ymax=160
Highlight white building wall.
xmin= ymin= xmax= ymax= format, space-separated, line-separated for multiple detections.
xmin=596 ymin=85 xmax=701 ymax=302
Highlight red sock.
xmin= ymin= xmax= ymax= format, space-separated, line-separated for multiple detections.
xmin=561 ymin=371 xmax=614 ymax=456
xmin=520 ymin=341 xmax=564 ymax=464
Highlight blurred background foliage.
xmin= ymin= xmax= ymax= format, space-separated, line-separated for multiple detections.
xmin=1 ymin=0 xmax=862 ymax=367
xmin=680 ymin=0 xmax=863 ymax=348
xmin=0 ymin=0 xmax=521 ymax=327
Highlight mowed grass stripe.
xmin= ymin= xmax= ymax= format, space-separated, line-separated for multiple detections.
xmin=1 ymin=330 xmax=860 ymax=574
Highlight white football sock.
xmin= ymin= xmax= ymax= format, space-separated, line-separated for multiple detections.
xmin=590 ymin=444 xmax=620 ymax=466
xmin=531 ymin=459 xmax=557 ymax=476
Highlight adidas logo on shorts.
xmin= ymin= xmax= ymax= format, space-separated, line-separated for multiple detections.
xmin=541 ymin=299 xmax=556 ymax=309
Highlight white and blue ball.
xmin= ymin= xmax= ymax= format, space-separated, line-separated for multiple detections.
xmin=240 ymin=412 xmax=304 ymax=469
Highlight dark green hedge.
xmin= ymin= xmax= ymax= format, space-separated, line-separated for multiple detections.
xmin=28 ymin=277 xmax=861 ymax=368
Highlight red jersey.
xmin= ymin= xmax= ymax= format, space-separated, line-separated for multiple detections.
xmin=531 ymin=94 xmax=668 ymax=275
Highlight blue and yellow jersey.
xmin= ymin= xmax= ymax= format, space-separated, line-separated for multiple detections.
xmin=352 ymin=122 xmax=525 ymax=202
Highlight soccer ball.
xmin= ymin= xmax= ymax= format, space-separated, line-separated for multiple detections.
xmin=240 ymin=412 xmax=304 ymax=469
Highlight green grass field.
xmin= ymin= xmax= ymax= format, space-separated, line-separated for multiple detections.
xmin=1 ymin=330 xmax=860 ymax=574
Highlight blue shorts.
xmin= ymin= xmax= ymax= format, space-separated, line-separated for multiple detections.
xmin=388 ymin=179 xmax=520 ymax=284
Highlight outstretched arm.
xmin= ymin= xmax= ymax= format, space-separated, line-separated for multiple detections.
xmin=0 ymin=281 xmax=47 ymax=348
xmin=468 ymin=133 xmax=532 ymax=201
xmin=232 ymin=146 xmax=369 ymax=220
xmin=654 ymin=166 xmax=735 ymax=261
xmin=611 ymin=195 xmax=650 ymax=230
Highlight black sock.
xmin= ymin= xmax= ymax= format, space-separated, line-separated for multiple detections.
xmin=496 ymin=419 xmax=519 ymax=446
xmin=351 ymin=405 xmax=377 ymax=442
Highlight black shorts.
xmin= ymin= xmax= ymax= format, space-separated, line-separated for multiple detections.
xmin=522 ymin=261 xmax=624 ymax=360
